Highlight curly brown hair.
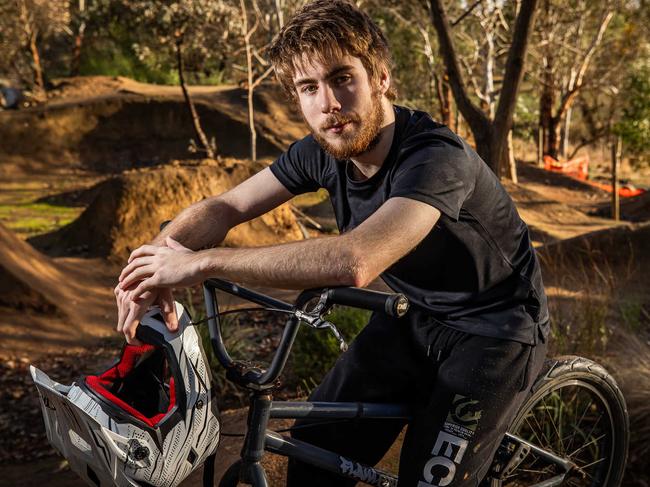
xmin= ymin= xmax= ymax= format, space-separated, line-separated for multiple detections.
xmin=267 ymin=0 xmax=396 ymax=101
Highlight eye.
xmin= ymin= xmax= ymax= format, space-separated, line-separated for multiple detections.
xmin=301 ymin=84 xmax=317 ymax=94
xmin=335 ymin=74 xmax=352 ymax=85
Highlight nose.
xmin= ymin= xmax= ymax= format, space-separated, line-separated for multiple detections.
xmin=319 ymin=84 xmax=341 ymax=113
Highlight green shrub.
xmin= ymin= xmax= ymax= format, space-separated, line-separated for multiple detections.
xmin=182 ymin=289 xmax=371 ymax=402
xmin=289 ymin=306 xmax=371 ymax=391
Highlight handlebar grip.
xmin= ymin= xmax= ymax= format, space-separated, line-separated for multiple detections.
xmin=325 ymin=287 xmax=410 ymax=318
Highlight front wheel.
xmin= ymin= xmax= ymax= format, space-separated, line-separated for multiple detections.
xmin=491 ymin=356 xmax=629 ymax=487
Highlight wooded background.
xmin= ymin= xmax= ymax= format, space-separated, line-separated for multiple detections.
xmin=1 ymin=0 xmax=649 ymax=175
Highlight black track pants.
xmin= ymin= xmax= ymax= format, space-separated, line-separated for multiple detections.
xmin=286 ymin=311 xmax=547 ymax=487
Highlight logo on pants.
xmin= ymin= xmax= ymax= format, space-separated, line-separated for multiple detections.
xmin=418 ymin=394 xmax=482 ymax=487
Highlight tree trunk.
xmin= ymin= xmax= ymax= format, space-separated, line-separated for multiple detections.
xmin=429 ymin=0 xmax=539 ymax=176
xmin=434 ymin=72 xmax=454 ymax=126
xmin=547 ymin=114 xmax=561 ymax=160
xmin=28 ymin=29 xmax=44 ymax=94
xmin=70 ymin=0 xmax=86 ymax=76
xmin=489 ymin=0 xmax=539 ymax=175
xmin=611 ymin=137 xmax=621 ymax=221
xmin=444 ymin=76 xmax=454 ymax=128
xmin=241 ymin=0 xmax=257 ymax=161
xmin=507 ymin=130 xmax=518 ymax=183
xmin=17 ymin=0 xmax=44 ymax=95
xmin=560 ymin=105 xmax=572 ymax=159
xmin=539 ymin=65 xmax=554 ymax=157
xmin=247 ymin=84 xmax=257 ymax=162
xmin=70 ymin=22 xmax=85 ymax=77
xmin=175 ymin=40 xmax=215 ymax=159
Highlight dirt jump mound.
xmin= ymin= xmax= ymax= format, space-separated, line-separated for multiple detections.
xmin=0 ymin=78 xmax=307 ymax=176
xmin=592 ymin=190 xmax=650 ymax=222
xmin=31 ymin=159 xmax=303 ymax=262
xmin=0 ymin=222 xmax=66 ymax=313
xmin=0 ymin=222 xmax=116 ymax=358
xmin=538 ymin=221 xmax=650 ymax=275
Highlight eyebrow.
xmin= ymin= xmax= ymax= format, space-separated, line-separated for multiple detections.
xmin=294 ymin=65 xmax=355 ymax=87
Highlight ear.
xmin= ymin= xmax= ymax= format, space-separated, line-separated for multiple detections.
xmin=377 ymin=65 xmax=391 ymax=96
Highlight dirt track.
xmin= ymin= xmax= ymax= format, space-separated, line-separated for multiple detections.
xmin=1 ymin=76 xmax=649 ymax=486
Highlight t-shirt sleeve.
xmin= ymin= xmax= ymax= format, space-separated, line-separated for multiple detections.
xmin=270 ymin=136 xmax=326 ymax=195
xmin=389 ymin=137 xmax=477 ymax=221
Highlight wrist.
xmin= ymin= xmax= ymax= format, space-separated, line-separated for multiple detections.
xmin=196 ymin=248 xmax=220 ymax=280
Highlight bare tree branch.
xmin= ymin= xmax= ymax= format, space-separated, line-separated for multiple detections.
xmin=451 ymin=0 xmax=483 ymax=27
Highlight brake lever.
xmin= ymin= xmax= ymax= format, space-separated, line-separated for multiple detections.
xmin=322 ymin=320 xmax=348 ymax=352
xmin=294 ymin=310 xmax=348 ymax=352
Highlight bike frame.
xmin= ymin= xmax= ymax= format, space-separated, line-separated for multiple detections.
xmin=202 ymin=279 xmax=574 ymax=487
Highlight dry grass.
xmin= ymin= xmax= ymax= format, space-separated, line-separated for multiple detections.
xmin=608 ymin=331 xmax=650 ymax=466
xmin=538 ymin=224 xmax=650 ymax=482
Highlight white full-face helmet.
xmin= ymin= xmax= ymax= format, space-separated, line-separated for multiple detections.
xmin=30 ymin=302 xmax=220 ymax=487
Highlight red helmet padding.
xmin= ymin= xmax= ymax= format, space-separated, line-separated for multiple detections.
xmin=85 ymin=344 xmax=176 ymax=427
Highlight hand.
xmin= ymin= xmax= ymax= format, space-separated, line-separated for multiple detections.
xmin=119 ymin=237 xmax=207 ymax=299
xmin=115 ymin=282 xmax=179 ymax=344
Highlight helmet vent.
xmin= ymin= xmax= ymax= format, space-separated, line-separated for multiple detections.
xmin=69 ymin=430 xmax=91 ymax=454
xmin=187 ymin=448 xmax=197 ymax=465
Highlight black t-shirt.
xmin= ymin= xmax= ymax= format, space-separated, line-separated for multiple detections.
xmin=270 ymin=105 xmax=549 ymax=345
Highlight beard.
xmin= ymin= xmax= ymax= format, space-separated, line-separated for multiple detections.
xmin=308 ymin=90 xmax=385 ymax=160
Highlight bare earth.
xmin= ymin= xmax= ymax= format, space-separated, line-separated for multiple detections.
xmin=0 ymin=76 xmax=648 ymax=486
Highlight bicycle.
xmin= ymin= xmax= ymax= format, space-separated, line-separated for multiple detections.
xmin=197 ymin=277 xmax=629 ymax=487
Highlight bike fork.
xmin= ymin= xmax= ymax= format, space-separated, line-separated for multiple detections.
xmin=239 ymin=392 xmax=273 ymax=486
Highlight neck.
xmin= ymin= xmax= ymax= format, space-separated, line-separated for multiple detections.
xmin=349 ymin=98 xmax=396 ymax=180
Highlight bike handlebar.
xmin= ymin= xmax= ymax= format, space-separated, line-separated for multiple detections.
xmin=201 ymin=278 xmax=409 ymax=389
xmin=324 ymin=287 xmax=409 ymax=318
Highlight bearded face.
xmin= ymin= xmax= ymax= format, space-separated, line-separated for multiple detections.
xmin=292 ymin=54 xmax=388 ymax=161
xmin=308 ymin=88 xmax=385 ymax=160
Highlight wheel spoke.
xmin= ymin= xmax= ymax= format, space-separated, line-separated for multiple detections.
xmin=567 ymin=423 xmax=605 ymax=460
xmin=501 ymin=362 xmax=627 ymax=487
xmin=540 ymin=393 xmax=564 ymax=454
xmin=564 ymin=393 xmax=594 ymax=454
xmin=524 ymin=416 xmax=548 ymax=449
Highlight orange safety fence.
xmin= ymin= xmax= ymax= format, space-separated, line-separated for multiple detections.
xmin=544 ymin=155 xmax=589 ymax=180
xmin=543 ymin=154 xmax=645 ymax=198
xmin=583 ymin=180 xmax=645 ymax=197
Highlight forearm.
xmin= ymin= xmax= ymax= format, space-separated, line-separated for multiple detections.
xmin=199 ymin=234 xmax=365 ymax=289
xmin=152 ymin=196 xmax=234 ymax=250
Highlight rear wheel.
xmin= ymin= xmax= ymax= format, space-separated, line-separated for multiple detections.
xmin=491 ymin=356 xmax=629 ymax=487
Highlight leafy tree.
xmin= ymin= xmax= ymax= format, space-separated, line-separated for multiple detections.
xmin=0 ymin=0 xmax=70 ymax=96
xmin=113 ymin=0 xmax=242 ymax=158
xmin=615 ymin=61 xmax=650 ymax=166
xmin=532 ymin=0 xmax=616 ymax=160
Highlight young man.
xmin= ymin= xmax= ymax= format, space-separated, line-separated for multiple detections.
xmin=116 ymin=1 xmax=549 ymax=485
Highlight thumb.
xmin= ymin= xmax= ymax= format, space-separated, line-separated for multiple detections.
xmin=165 ymin=236 xmax=189 ymax=251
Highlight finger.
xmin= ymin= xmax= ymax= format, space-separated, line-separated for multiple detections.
xmin=122 ymin=299 xmax=148 ymax=344
xmin=120 ymin=265 xmax=155 ymax=291
xmin=123 ymin=291 xmax=157 ymax=344
xmin=115 ymin=285 xmax=124 ymax=331
xmin=165 ymin=236 xmax=189 ymax=252
xmin=128 ymin=245 xmax=161 ymax=264
xmin=122 ymin=305 xmax=139 ymax=344
xmin=119 ymin=256 xmax=154 ymax=282
xmin=116 ymin=286 xmax=130 ymax=332
xmin=158 ymin=288 xmax=179 ymax=332
xmin=131 ymin=277 xmax=157 ymax=301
